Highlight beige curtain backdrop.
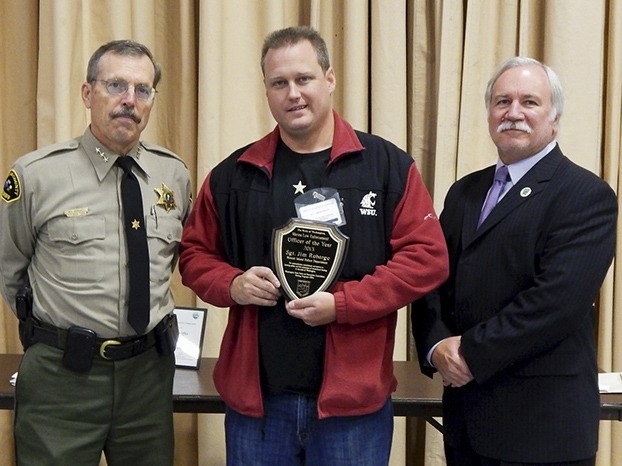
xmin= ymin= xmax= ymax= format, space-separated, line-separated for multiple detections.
xmin=1 ymin=0 xmax=620 ymax=465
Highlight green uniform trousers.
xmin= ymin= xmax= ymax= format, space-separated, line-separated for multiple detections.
xmin=14 ymin=342 xmax=175 ymax=466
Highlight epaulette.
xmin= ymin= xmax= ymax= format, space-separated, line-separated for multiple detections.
xmin=17 ymin=140 xmax=80 ymax=167
xmin=3 ymin=140 xmax=79 ymax=204
xmin=38 ymin=139 xmax=79 ymax=157
xmin=140 ymin=141 xmax=187 ymax=167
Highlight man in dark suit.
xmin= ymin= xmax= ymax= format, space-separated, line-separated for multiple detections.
xmin=412 ymin=56 xmax=617 ymax=465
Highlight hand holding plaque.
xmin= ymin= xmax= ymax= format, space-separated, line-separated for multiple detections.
xmin=272 ymin=188 xmax=349 ymax=301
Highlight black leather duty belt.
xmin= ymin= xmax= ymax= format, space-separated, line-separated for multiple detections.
xmin=30 ymin=322 xmax=157 ymax=361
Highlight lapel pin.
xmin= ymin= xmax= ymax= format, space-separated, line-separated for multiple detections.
xmin=520 ymin=187 xmax=532 ymax=198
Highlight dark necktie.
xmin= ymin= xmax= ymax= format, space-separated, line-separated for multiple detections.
xmin=116 ymin=156 xmax=150 ymax=333
xmin=477 ymin=165 xmax=510 ymax=228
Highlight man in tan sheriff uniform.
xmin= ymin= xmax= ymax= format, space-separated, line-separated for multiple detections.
xmin=0 ymin=40 xmax=191 ymax=466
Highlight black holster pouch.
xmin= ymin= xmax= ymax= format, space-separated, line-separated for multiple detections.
xmin=155 ymin=313 xmax=179 ymax=357
xmin=62 ymin=326 xmax=96 ymax=372
xmin=16 ymin=283 xmax=34 ymax=350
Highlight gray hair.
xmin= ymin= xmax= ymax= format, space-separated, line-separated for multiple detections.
xmin=260 ymin=26 xmax=331 ymax=75
xmin=86 ymin=39 xmax=162 ymax=88
xmin=484 ymin=56 xmax=564 ymax=119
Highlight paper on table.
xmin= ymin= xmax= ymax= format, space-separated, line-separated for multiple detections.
xmin=9 ymin=372 xmax=17 ymax=386
xmin=598 ymin=372 xmax=622 ymax=393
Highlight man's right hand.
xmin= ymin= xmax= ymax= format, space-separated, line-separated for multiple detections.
xmin=431 ymin=336 xmax=474 ymax=388
xmin=230 ymin=266 xmax=281 ymax=306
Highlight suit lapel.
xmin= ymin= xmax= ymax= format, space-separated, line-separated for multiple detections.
xmin=461 ymin=168 xmax=494 ymax=247
xmin=464 ymin=147 xmax=564 ymax=248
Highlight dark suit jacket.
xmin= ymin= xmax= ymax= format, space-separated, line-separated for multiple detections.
xmin=412 ymin=145 xmax=617 ymax=462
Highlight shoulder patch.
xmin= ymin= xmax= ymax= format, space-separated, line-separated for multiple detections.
xmin=2 ymin=169 xmax=21 ymax=203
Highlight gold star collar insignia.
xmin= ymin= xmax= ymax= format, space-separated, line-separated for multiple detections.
xmin=154 ymin=183 xmax=176 ymax=212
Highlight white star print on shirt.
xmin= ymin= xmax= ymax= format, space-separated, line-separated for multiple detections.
xmin=293 ymin=180 xmax=306 ymax=194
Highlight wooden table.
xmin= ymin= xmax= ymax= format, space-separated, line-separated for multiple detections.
xmin=2 ymin=354 xmax=622 ymax=422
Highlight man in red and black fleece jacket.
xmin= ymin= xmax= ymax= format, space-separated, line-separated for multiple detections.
xmin=180 ymin=26 xmax=448 ymax=465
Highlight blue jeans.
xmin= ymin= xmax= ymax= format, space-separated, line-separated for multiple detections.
xmin=225 ymin=394 xmax=393 ymax=465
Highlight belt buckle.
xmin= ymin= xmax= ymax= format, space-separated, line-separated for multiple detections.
xmin=100 ymin=339 xmax=122 ymax=360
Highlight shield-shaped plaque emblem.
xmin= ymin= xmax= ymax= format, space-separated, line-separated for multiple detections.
xmin=272 ymin=218 xmax=349 ymax=301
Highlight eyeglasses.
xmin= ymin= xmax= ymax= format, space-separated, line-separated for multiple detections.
xmin=93 ymin=79 xmax=157 ymax=101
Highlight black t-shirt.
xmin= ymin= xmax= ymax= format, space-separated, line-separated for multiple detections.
xmin=258 ymin=141 xmax=331 ymax=395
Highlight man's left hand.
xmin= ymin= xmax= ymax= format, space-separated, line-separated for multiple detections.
xmin=285 ymin=292 xmax=336 ymax=326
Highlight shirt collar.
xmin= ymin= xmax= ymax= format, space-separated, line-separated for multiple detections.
xmin=498 ymin=140 xmax=557 ymax=185
xmin=80 ymin=127 xmax=147 ymax=181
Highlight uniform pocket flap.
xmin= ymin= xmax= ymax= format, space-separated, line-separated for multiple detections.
xmin=47 ymin=216 xmax=106 ymax=245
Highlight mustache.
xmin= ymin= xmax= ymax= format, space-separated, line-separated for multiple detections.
xmin=111 ymin=108 xmax=140 ymax=123
xmin=497 ymin=120 xmax=532 ymax=133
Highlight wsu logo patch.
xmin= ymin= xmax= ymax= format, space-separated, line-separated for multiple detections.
xmin=359 ymin=191 xmax=377 ymax=216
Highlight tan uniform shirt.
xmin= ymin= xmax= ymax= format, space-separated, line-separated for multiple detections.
xmin=0 ymin=128 xmax=192 ymax=338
